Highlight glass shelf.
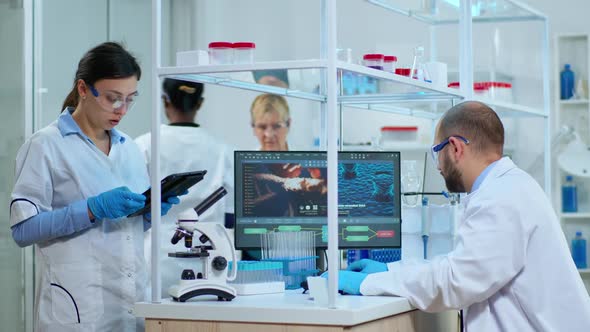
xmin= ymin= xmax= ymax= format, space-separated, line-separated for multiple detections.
xmin=157 ymin=60 xmax=543 ymax=119
xmin=474 ymin=98 xmax=548 ymax=118
xmin=157 ymin=60 xmax=327 ymax=102
xmin=364 ymin=0 xmax=546 ymax=25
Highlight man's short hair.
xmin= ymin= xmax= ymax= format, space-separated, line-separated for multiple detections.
xmin=438 ymin=101 xmax=504 ymax=155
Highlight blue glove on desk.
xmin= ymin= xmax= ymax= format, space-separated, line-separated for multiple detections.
xmin=88 ymin=186 xmax=146 ymax=220
xmin=144 ymin=195 xmax=181 ymax=221
xmin=321 ymin=270 xmax=367 ymax=295
xmin=347 ymin=259 xmax=388 ymax=274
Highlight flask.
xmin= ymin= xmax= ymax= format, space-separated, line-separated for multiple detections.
xmin=560 ymin=64 xmax=575 ymax=100
xmin=572 ymin=231 xmax=587 ymax=269
xmin=562 ymin=175 xmax=578 ymax=213
xmin=401 ymin=160 xmax=422 ymax=207
xmin=410 ymin=46 xmax=431 ymax=82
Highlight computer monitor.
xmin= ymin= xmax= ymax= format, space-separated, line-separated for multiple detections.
xmin=234 ymin=151 xmax=401 ymax=249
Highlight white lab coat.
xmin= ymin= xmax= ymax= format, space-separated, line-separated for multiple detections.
xmin=135 ymin=124 xmax=234 ymax=297
xmin=361 ymin=157 xmax=590 ymax=331
xmin=10 ymin=111 xmax=150 ymax=331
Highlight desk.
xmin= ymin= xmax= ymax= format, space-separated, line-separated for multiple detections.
xmin=134 ymin=291 xmax=420 ymax=331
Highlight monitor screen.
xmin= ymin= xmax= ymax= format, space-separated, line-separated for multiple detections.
xmin=234 ymin=151 xmax=401 ymax=249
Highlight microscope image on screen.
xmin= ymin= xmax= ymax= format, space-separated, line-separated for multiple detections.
xmin=243 ymin=163 xmax=328 ymax=218
xmin=338 ymin=162 xmax=395 ymax=218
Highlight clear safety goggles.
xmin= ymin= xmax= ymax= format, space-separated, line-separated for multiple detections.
xmin=88 ymin=84 xmax=139 ymax=113
xmin=252 ymin=121 xmax=289 ymax=133
xmin=430 ymin=135 xmax=470 ymax=168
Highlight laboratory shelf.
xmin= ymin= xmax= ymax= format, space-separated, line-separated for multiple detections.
xmin=156 ymin=60 xmax=465 ymax=107
xmin=579 ymin=269 xmax=590 ymax=275
xmin=473 ymin=98 xmax=548 ymax=118
xmin=341 ymin=143 xmax=431 ymax=152
xmin=559 ymin=99 xmax=589 ymax=106
xmin=157 ymin=60 xmax=327 ymax=102
xmin=559 ymin=212 xmax=590 ymax=219
xmin=365 ymin=0 xmax=546 ymax=25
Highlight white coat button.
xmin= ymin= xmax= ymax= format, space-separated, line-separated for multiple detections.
xmin=127 ymin=236 xmax=131 ymax=240
xmin=128 ymin=309 xmax=133 ymax=314
xmin=128 ymin=273 xmax=132 ymax=277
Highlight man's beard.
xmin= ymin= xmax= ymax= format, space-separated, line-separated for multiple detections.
xmin=442 ymin=153 xmax=466 ymax=193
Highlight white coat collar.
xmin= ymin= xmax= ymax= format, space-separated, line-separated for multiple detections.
xmin=464 ymin=156 xmax=516 ymax=202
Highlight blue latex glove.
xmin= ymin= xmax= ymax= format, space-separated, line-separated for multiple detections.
xmin=347 ymin=259 xmax=388 ymax=274
xmin=144 ymin=195 xmax=182 ymax=221
xmin=88 ymin=186 xmax=146 ymax=220
xmin=321 ymin=270 xmax=367 ymax=295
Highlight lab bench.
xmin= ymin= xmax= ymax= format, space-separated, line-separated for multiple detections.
xmin=134 ymin=290 xmax=421 ymax=331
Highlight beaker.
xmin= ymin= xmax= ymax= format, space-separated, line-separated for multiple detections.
xmin=401 ymin=160 xmax=422 ymax=207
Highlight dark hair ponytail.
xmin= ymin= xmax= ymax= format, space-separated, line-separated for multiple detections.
xmin=61 ymin=41 xmax=141 ymax=112
xmin=162 ymin=78 xmax=204 ymax=113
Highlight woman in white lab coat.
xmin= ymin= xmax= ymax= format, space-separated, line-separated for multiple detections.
xmin=135 ymin=78 xmax=234 ymax=297
xmin=10 ymin=42 xmax=180 ymax=331
xmin=333 ymin=101 xmax=590 ymax=331
xmin=250 ymin=94 xmax=291 ymax=151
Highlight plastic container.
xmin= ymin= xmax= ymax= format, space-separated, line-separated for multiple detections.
xmin=562 ymin=175 xmax=578 ymax=213
xmin=232 ymin=42 xmax=256 ymax=64
xmin=362 ymin=53 xmax=384 ymax=70
xmin=346 ymin=249 xmax=370 ymax=265
xmin=395 ymin=68 xmax=411 ymax=77
xmin=379 ymin=126 xmax=418 ymax=145
xmin=572 ymin=231 xmax=588 ymax=269
xmin=383 ymin=55 xmax=398 ymax=73
xmin=369 ymin=249 xmax=402 ymax=263
xmin=561 ymin=64 xmax=575 ymax=100
xmin=208 ymin=41 xmax=233 ymax=65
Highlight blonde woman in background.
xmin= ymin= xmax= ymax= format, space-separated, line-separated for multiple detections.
xmin=250 ymin=94 xmax=291 ymax=151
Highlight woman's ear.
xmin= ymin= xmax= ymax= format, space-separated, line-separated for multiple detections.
xmin=77 ymin=79 xmax=88 ymax=99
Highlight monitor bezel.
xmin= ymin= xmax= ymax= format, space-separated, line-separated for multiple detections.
xmin=233 ymin=150 xmax=402 ymax=250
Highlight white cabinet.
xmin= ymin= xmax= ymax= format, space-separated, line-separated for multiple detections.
xmin=554 ymin=33 xmax=590 ymax=293
xmin=148 ymin=0 xmax=550 ymax=306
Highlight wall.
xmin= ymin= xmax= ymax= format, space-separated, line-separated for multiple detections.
xmin=0 ymin=2 xmax=25 ymax=331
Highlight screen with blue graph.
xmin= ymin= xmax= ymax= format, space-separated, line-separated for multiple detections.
xmin=234 ymin=151 xmax=401 ymax=249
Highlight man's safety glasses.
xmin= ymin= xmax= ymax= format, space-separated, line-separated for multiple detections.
xmin=88 ymin=84 xmax=138 ymax=112
xmin=430 ymin=135 xmax=470 ymax=168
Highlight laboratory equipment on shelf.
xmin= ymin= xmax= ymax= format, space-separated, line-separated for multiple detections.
xmin=362 ymin=53 xmax=384 ymax=70
xmin=383 ymin=55 xmax=397 ymax=73
xmin=560 ymin=64 xmax=575 ymax=100
xmin=168 ymin=187 xmax=237 ymax=302
xmin=409 ymin=46 xmax=431 ymax=82
xmin=208 ymin=42 xmax=233 ymax=65
xmin=379 ymin=126 xmax=418 ymax=147
xmin=232 ymin=42 xmax=256 ymax=64
xmin=572 ymin=231 xmax=588 ymax=269
xmin=562 ymin=175 xmax=578 ymax=213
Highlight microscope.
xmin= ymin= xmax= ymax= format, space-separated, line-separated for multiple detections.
xmin=168 ymin=187 xmax=238 ymax=302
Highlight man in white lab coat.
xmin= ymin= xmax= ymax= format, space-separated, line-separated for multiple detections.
xmin=335 ymin=101 xmax=590 ymax=331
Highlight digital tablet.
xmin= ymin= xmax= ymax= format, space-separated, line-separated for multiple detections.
xmin=128 ymin=170 xmax=207 ymax=217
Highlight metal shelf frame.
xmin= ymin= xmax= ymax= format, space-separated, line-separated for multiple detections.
xmin=149 ymin=0 xmax=551 ymax=309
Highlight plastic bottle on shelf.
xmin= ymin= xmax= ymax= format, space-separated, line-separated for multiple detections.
xmin=560 ymin=64 xmax=575 ymax=100
xmin=572 ymin=231 xmax=587 ymax=269
xmin=562 ymin=175 xmax=578 ymax=213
